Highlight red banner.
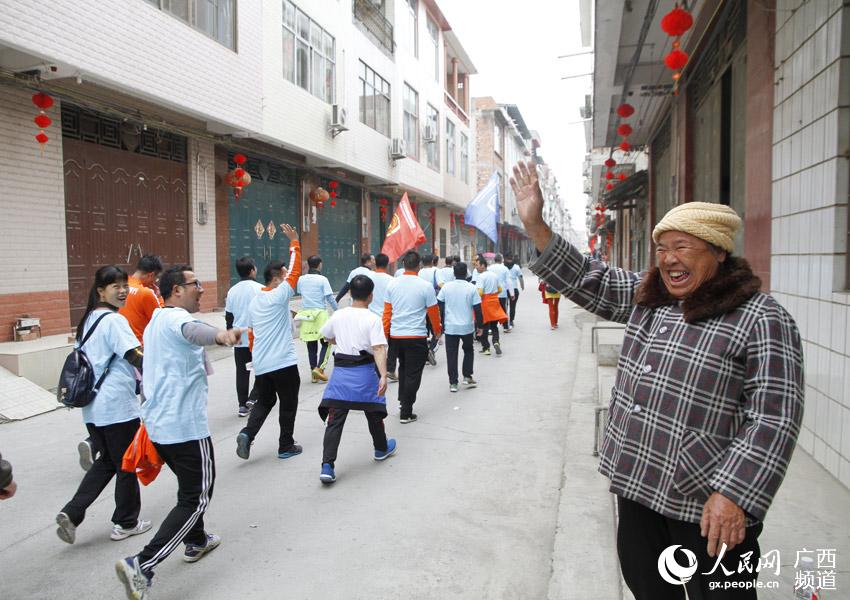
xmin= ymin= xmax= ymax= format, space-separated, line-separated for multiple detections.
xmin=381 ymin=193 xmax=426 ymax=262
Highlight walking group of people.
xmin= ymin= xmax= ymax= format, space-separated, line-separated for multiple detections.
xmin=31 ymin=216 xmax=529 ymax=599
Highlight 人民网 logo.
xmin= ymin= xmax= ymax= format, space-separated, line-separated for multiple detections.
xmin=658 ymin=544 xmax=699 ymax=586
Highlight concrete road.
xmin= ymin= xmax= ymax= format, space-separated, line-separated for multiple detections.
xmin=0 ymin=280 xmax=582 ymax=600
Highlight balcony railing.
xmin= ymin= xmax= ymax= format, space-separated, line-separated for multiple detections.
xmin=353 ymin=0 xmax=394 ymax=55
xmin=444 ymin=91 xmax=469 ymax=126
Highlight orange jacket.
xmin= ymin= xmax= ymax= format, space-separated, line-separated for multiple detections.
xmin=480 ymin=293 xmax=508 ymax=324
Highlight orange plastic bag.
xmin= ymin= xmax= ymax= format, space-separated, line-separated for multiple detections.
xmin=122 ymin=423 xmax=164 ymax=486
xmin=480 ymin=293 xmax=509 ymax=325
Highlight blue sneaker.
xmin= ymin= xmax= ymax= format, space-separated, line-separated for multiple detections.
xmin=374 ymin=438 xmax=398 ymax=461
xmin=183 ymin=533 xmax=221 ymax=563
xmin=277 ymin=444 xmax=303 ymax=459
xmin=320 ymin=463 xmax=336 ymax=484
xmin=236 ymin=432 xmax=251 ymax=460
xmin=115 ymin=556 xmax=151 ymax=600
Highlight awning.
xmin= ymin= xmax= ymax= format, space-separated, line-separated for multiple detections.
xmin=602 ymin=170 xmax=648 ymax=209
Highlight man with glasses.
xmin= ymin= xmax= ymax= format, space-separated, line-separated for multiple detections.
xmin=117 ymin=265 xmax=243 ymax=599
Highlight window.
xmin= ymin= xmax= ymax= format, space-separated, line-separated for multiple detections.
xmin=445 ymin=118 xmax=456 ymax=176
xmin=403 ymin=83 xmax=419 ymax=159
xmin=426 ymin=104 xmax=439 ymax=170
xmin=360 ymin=61 xmax=391 ymax=136
xmin=460 ymin=132 xmax=469 ymax=183
xmin=404 ymin=0 xmax=418 ymax=57
xmin=427 ymin=15 xmax=439 ymax=82
xmin=149 ymin=0 xmax=236 ymax=49
xmin=282 ymin=1 xmax=335 ymax=103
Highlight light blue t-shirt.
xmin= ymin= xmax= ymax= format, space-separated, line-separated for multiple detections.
xmin=488 ymin=263 xmax=510 ymax=298
xmin=368 ymin=271 xmax=395 ymax=317
xmin=248 ymin=283 xmax=298 ymax=376
xmin=507 ymin=264 xmax=522 ymax=291
xmin=347 ymin=266 xmax=372 ymax=283
xmin=394 ymin=268 xmax=404 ymax=278
xmin=385 ymin=274 xmax=438 ymax=337
xmin=437 ymin=280 xmax=481 ymax=336
xmin=79 ymin=309 xmax=140 ymax=427
xmin=475 ymin=270 xmax=500 ymax=295
xmin=225 ymin=279 xmax=263 ymax=347
xmin=297 ymin=273 xmax=335 ymax=310
xmin=418 ymin=266 xmax=439 ymax=290
xmin=436 ymin=266 xmax=455 ymax=287
xmin=142 ymin=307 xmax=210 ymax=444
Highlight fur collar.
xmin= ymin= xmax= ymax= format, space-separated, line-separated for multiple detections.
xmin=634 ymin=257 xmax=762 ymax=323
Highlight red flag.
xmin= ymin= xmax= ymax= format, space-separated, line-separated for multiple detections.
xmin=381 ymin=193 xmax=426 ymax=262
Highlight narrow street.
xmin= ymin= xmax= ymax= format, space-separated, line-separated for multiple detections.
xmin=0 ymin=275 xmax=582 ymax=600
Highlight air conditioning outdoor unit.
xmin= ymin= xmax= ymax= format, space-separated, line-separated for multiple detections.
xmin=330 ymin=104 xmax=348 ymax=137
xmin=390 ymin=138 xmax=406 ymax=160
xmin=422 ymin=124 xmax=436 ymax=143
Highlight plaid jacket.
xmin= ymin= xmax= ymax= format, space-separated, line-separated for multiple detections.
xmin=532 ymin=235 xmax=804 ymax=524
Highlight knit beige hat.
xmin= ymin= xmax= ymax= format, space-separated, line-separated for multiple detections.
xmin=652 ymin=202 xmax=742 ymax=253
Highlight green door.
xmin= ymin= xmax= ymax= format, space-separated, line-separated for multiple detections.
xmin=416 ymin=202 xmax=434 ymax=255
xmin=229 ymin=156 xmax=299 ymax=286
xmin=318 ymin=181 xmax=361 ymax=291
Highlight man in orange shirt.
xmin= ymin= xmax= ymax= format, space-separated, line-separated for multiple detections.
xmin=77 ymin=255 xmax=163 ymax=472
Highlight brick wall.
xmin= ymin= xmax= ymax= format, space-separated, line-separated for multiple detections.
xmin=0 ymin=290 xmax=70 ymax=342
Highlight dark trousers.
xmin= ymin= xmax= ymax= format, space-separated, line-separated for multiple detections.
xmin=234 ymin=347 xmax=256 ymax=408
xmin=321 ymin=407 xmax=387 ymax=466
xmin=445 ymin=333 xmax=474 ymax=384
xmin=138 ymin=437 xmax=215 ymax=575
xmin=62 ymin=418 xmax=141 ymax=528
xmin=306 ymin=340 xmax=330 ymax=370
xmin=477 ymin=322 xmax=500 ymax=349
xmin=241 ymin=365 xmax=300 ymax=453
xmin=394 ymin=337 xmax=428 ymax=417
xmin=387 ymin=338 xmax=399 ymax=373
xmin=508 ymin=290 xmax=519 ymax=325
xmin=617 ymin=496 xmax=763 ymax=600
xmin=499 ymin=297 xmax=509 ymax=330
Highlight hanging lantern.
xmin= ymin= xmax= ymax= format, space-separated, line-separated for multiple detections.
xmin=619 ymin=141 xmax=632 ymax=152
xmin=328 ymin=180 xmax=339 ymax=190
xmin=618 ymin=173 xmax=628 ymax=181
xmin=234 ymin=167 xmax=246 ymax=178
xmin=32 ymin=93 xmax=54 ymax=110
xmin=605 ymin=171 xmax=615 ymax=180
xmin=31 ymin=92 xmax=54 ymax=154
xmin=330 ymin=190 xmax=337 ymax=199
xmin=604 ymin=158 xmax=616 ymax=168
xmin=617 ymin=124 xmax=633 ymax=137
xmin=605 ymin=183 xmax=614 ymax=191
xmin=379 ymin=197 xmax=388 ymax=206
xmin=616 ymin=103 xmax=635 ymax=118
xmin=35 ymin=131 xmax=49 ymax=145
xmin=233 ymin=153 xmax=247 ymax=165
xmin=34 ymin=114 xmax=52 ymax=128
xmin=331 ymin=200 xmax=337 ymax=207
xmin=660 ymin=6 xmax=693 ymax=37
xmin=664 ymin=49 xmax=689 ymax=71
xmin=380 ymin=206 xmax=388 ymax=221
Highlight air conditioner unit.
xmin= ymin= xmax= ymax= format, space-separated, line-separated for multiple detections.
xmin=331 ymin=105 xmax=348 ymax=132
xmin=422 ymin=124 xmax=436 ymax=143
xmin=390 ymin=138 xmax=406 ymax=160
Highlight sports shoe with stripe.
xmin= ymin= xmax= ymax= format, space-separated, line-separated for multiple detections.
xmin=111 ymin=519 xmax=153 ymax=541
xmin=183 ymin=533 xmax=221 ymax=563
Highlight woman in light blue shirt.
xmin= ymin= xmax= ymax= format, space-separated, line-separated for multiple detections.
xmin=56 ymin=266 xmax=151 ymax=546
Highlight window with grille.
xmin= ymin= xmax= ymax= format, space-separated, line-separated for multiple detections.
xmin=282 ymin=1 xmax=335 ymax=104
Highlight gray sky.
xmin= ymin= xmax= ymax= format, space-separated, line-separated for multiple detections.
xmin=441 ymin=0 xmax=592 ymax=234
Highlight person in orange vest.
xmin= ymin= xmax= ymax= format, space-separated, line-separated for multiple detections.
xmin=474 ymin=255 xmax=508 ymax=356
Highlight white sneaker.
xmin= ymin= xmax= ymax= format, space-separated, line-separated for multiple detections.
xmin=78 ymin=440 xmax=94 ymax=471
xmin=56 ymin=512 xmax=76 ymax=544
xmin=111 ymin=519 xmax=153 ymax=541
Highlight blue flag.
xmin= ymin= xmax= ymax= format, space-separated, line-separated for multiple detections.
xmin=465 ymin=172 xmax=500 ymax=244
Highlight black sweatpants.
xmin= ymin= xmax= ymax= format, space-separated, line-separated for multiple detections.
xmin=617 ymin=496 xmax=763 ymax=599
xmin=241 ymin=365 xmax=300 ymax=453
xmin=306 ymin=340 xmax=330 ymax=370
xmin=394 ymin=337 xmax=428 ymax=417
xmin=138 ymin=437 xmax=215 ymax=576
xmin=321 ymin=407 xmax=387 ymax=466
xmin=499 ymin=297 xmax=509 ymax=330
xmin=477 ymin=322 xmax=500 ymax=350
xmin=445 ymin=333 xmax=474 ymax=384
xmin=61 ymin=418 xmax=141 ymax=528
xmin=234 ymin=347 xmax=254 ymax=408
xmin=387 ymin=338 xmax=399 ymax=373
xmin=508 ymin=290 xmax=519 ymax=326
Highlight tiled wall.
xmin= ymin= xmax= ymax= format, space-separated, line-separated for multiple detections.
xmin=771 ymin=0 xmax=850 ymax=488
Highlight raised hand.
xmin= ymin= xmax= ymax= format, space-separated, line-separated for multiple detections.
xmin=509 ymin=160 xmax=552 ymax=250
xmin=279 ymin=223 xmax=299 ymax=241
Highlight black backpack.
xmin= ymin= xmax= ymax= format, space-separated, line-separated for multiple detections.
xmin=57 ymin=313 xmax=117 ymax=408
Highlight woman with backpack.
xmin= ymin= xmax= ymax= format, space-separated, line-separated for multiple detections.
xmin=55 ymin=265 xmax=152 ymax=545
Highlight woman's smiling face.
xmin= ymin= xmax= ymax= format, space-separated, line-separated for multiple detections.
xmin=655 ymin=231 xmax=726 ymax=299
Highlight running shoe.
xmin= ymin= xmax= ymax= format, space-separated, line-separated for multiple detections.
xmin=374 ymin=438 xmax=397 ymax=461
xmin=238 ymin=405 xmax=250 ymax=418
xmin=480 ymin=348 xmax=491 ymax=356
xmin=111 ymin=519 xmax=153 ymax=541
xmin=183 ymin=533 xmax=221 ymax=563
xmin=320 ymin=463 xmax=336 ymax=484
xmin=278 ymin=444 xmax=303 ymax=459
xmin=78 ymin=439 xmax=94 ymax=472
xmin=463 ymin=376 xmax=477 ymax=388
xmin=55 ymin=512 xmax=76 ymax=544
xmin=115 ymin=556 xmax=151 ymax=600
xmin=399 ymin=414 xmax=418 ymax=424
xmin=449 ymin=383 xmax=459 ymax=393
xmin=236 ymin=432 xmax=251 ymax=460
xmin=494 ymin=342 xmax=502 ymax=356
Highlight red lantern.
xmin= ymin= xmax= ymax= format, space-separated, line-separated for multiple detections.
xmin=604 ymin=158 xmax=616 ymax=168
xmin=331 ymin=200 xmax=337 ymax=207
xmin=605 ymin=183 xmax=614 ymax=191
xmin=35 ymin=131 xmax=49 ymax=145
xmin=233 ymin=153 xmax=247 ymax=165
xmin=660 ymin=6 xmax=693 ymax=37
xmin=664 ymin=49 xmax=689 ymax=70
xmin=616 ymin=103 xmax=635 ymax=118
xmin=32 ymin=92 xmax=54 ymax=110
xmin=330 ymin=190 xmax=337 ymax=199
xmin=380 ymin=206 xmax=388 ymax=221
xmin=34 ymin=114 xmax=52 ymax=128
xmin=234 ymin=167 xmax=246 ymax=178
xmin=619 ymin=141 xmax=632 ymax=152
xmin=328 ymin=180 xmax=339 ymax=190
xmin=618 ymin=173 xmax=627 ymax=181
xmin=605 ymin=171 xmax=614 ymax=180
xmin=379 ymin=197 xmax=388 ymax=206
xmin=617 ymin=124 xmax=633 ymax=137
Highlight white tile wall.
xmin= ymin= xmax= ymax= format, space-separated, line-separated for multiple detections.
xmin=773 ymin=0 xmax=850 ymax=486
xmin=188 ymin=140 xmax=217 ymax=283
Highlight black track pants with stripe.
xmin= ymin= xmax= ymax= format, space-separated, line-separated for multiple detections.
xmin=137 ymin=437 xmax=215 ymax=575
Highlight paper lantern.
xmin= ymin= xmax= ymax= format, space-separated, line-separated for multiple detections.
xmin=32 ymin=93 xmax=54 ymax=110
xmin=616 ymin=103 xmax=635 ymax=118
xmin=605 ymin=171 xmax=615 ymax=180
xmin=233 ymin=153 xmax=247 ymax=165
xmin=35 ymin=132 xmax=49 ymax=145
xmin=618 ymin=173 xmax=627 ymax=181
xmin=617 ymin=124 xmax=633 ymax=137
xmin=604 ymin=158 xmax=616 ymax=168
xmin=330 ymin=190 xmax=337 ymax=199
xmin=34 ymin=114 xmax=52 ymax=128
xmin=234 ymin=167 xmax=246 ymax=178
xmin=605 ymin=183 xmax=614 ymax=191
xmin=661 ymin=6 xmax=693 ymax=37
xmin=664 ymin=49 xmax=689 ymax=70
xmin=619 ymin=141 xmax=632 ymax=152
xmin=328 ymin=180 xmax=339 ymax=190
xmin=330 ymin=200 xmax=337 ymax=207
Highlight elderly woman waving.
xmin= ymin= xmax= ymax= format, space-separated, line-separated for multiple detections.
xmin=511 ymin=161 xmax=804 ymax=599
